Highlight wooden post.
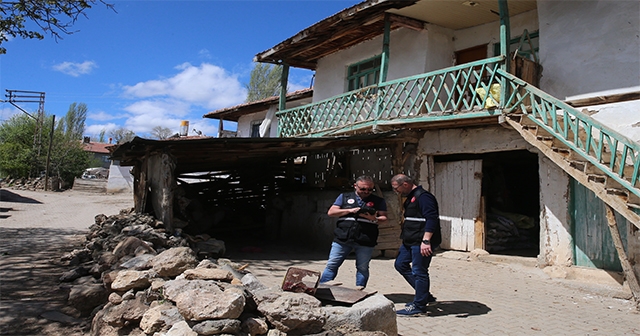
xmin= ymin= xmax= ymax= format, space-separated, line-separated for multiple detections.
xmin=148 ymin=152 xmax=175 ymax=231
xmin=44 ymin=115 xmax=55 ymax=191
xmin=498 ymin=0 xmax=511 ymax=107
xmin=605 ymin=205 xmax=640 ymax=305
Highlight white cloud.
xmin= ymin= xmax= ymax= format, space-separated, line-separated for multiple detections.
xmin=198 ymin=49 xmax=211 ymax=59
xmin=88 ymin=111 xmax=128 ymax=122
xmin=85 ymin=123 xmax=118 ymax=139
xmin=53 ymin=61 xmax=97 ymax=77
xmin=123 ymin=62 xmax=247 ymax=110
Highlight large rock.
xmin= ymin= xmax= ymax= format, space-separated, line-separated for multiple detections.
xmin=112 ymin=236 xmax=154 ymax=259
xmin=182 ymin=268 xmax=233 ymax=281
xmin=258 ymin=292 xmax=326 ymax=335
xmin=110 ymin=270 xmax=154 ymax=291
xmin=163 ymin=279 xmax=245 ymax=320
xmin=139 ymin=301 xmax=184 ymax=334
xmin=148 ymin=247 xmax=198 ymax=277
xmin=323 ymin=294 xmax=397 ymax=336
xmin=191 ymin=319 xmax=242 ymax=335
xmin=165 ymin=321 xmax=197 ymax=336
xmin=100 ymin=296 xmax=149 ymax=327
xmin=67 ymin=283 xmax=109 ymax=316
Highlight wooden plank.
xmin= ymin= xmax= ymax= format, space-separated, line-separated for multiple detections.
xmin=566 ymin=91 xmax=640 ymax=108
xmin=435 ymin=160 xmax=482 ymax=251
xmin=605 ymin=205 xmax=640 ymax=304
xmin=475 ymin=196 xmax=485 ymax=250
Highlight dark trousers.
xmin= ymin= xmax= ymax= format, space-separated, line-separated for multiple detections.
xmin=394 ymin=243 xmax=434 ymax=310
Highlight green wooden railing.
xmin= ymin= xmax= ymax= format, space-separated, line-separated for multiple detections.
xmin=499 ymin=70 xmax=640 ymax=198
xmin=277 ymin=56 xmax=640 ymax=199
xmin=277 ymin=56 xmax=505 ymax=137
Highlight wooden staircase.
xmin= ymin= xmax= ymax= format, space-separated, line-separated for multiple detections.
xmin=506 ymin=113 xmax=640 ymax=228
xmin=503 ymin=112 xmax=640 ymax=303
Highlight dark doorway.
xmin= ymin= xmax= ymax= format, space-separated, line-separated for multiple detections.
xmin=482 ymin=150 xmax=539 ymax=256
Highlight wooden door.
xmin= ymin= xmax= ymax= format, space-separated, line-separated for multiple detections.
xmin=434 ymin=160 xmax=483 ymax=251
xmin=571 ymin=179 xmax=626 ymax=271
xmin=454 ymin=44 xmax=488 ymax=110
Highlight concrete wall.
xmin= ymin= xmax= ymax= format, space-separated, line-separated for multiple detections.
xmin=538 ymin=156 xmax=572 ymax=267
xmin=538 ymin=0 xmax=640 ymax=98
xmin=314 ymin=27 xmax=432 ymax=102
xmin=106 ymin=161 xmax=134 ymax=194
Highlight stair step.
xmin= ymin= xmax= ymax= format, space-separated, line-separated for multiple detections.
xmin=569 ymin=160 xmax=587 ymax=172
xmin=588 ymin=174 xmax=606 ymax=184
xmin=606 ymin=188 xmax=628 ymax=197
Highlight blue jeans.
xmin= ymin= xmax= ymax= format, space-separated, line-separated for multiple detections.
xmin=394 ymin=243 xmax=434 ymax=310
xmin=320 ymin=241 xmax=374 ymax=287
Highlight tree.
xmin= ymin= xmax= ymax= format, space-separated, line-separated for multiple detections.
xmin=57 ymin=102 xmax=88 ymax=140
xmin=0 ymin=113 xmax=91 ymax=185
xmin=0 ymin=114 xmax=36 ymax=177
xmin=110 ymin=127 xmax=135 ymax=144
xmin=0 ymin=1 xmax=114 ymax=54
xmin=150 ymin=126 xmax=173 ymax=140
xmin=245 ymin=63 xmax=283 ymax=102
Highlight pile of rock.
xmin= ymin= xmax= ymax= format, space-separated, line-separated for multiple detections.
xmin=60 ymin=210 xmax=397 ymax=336
xmin=1 ymin=176 xmax=64 ymax=190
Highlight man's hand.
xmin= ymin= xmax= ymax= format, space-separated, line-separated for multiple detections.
xmin=420 ymin=242 xmax=433 ymax=256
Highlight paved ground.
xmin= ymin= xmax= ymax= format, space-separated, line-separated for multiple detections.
xmin=1 ymin=188 xmax=639 ymax=335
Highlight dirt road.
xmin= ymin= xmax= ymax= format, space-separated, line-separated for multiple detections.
xmin=0 ymin=188 xmax=132 ymax=336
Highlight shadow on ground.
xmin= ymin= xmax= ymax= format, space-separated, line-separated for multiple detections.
xmin=385 ymin=293 xmax=491 ymax=318
xmin=0 ymin=189 xmax=42 ymax=204
xmin=0 ymin=227 xmax=87 ymax=336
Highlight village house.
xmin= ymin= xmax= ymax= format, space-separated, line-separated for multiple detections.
xmin=111 ymin=0 xmax=640 ymax=301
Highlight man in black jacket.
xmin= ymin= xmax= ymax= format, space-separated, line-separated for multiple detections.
xmin=320 ymin=175 xmax=388 ymax=289
xmin=391 ymin=174 xmax=442 ymax=316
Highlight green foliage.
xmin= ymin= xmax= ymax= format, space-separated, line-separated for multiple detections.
xmin=0 ymin=114 xmax=38 ymax=177
xmin=245 ymin=63 xmax=283 ymax=103
xmin=0 ymin=106 xmax=92 ymax=186
xmin=57 ymin=102 xmax=88 ymax=140
xmin=0 ymin=1 xmax=114 ymax=54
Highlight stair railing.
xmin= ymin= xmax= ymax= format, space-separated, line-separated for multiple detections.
xmin=498 ymin=69 xmax=640 ymax=199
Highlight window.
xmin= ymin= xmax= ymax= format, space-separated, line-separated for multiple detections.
xmin=250 ymin=120 xmax=263 ymax=138
xmin=494 ymin=30 xmax=539 ymax=61
xmin=347 ymin=55 xmax=382 ymax=91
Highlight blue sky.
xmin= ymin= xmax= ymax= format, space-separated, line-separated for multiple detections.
xmin=0 ymin=0 xmax=357 ymax=139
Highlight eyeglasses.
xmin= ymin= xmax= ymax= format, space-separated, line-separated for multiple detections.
xmin=357 ymin=187 xmax=374 ymax=192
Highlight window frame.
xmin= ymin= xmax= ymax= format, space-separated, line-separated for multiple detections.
xmin=347 ymin=55 xmax=382 ymax=91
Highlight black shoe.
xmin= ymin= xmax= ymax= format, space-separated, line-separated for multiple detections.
xmin=427 ymin=295 xmax=437 ymax=306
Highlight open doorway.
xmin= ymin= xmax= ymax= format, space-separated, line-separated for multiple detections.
xmin=482 ymin=150 xmax=539 ymax=256
xmin=433 ymin=149 xmax=539 ymax=256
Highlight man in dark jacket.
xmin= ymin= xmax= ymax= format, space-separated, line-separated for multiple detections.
xmin=391 ymin=174 xmax=442 ymax=316
xmin=320 ymin=175 xmax=387 ymax=289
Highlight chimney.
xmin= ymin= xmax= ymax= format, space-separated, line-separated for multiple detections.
xmin=108 ymin=137 xmax=113 ymax=144
xmin=83 ymin=136 xmax=91 ymax=144
xmin=179 ymin=120 xmax=189 ymax=136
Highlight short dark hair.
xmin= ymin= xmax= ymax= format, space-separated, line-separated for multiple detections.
xmin=391 ymin=174 xmax=413 ymax=185
xmin=355 ymin=175 xmax=375 ymax=184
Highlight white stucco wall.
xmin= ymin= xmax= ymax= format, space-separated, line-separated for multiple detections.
xmin=538 ymin=0 xmax=640 ymax=98
xmin=237 ymin=110 xmax=278 ymax=138
xmin=453 ymin=9 xmax=538 ymax=55
xmin=313 ymin=9 xmax=538 ymax=103
xmin=538 ymin=156 xmax=572 ymax=267
xmin=106 ymin=162 xmax=133 ymax=194
xmin=314 ymin=27 xmax=433 ymax=102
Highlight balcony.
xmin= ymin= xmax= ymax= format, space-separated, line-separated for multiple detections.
xmin=277 ymin=56 xmax=506 ymax=138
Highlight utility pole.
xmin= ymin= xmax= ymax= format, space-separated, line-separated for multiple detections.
xmin=4 ymin=90 xmax=52 ymax=189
